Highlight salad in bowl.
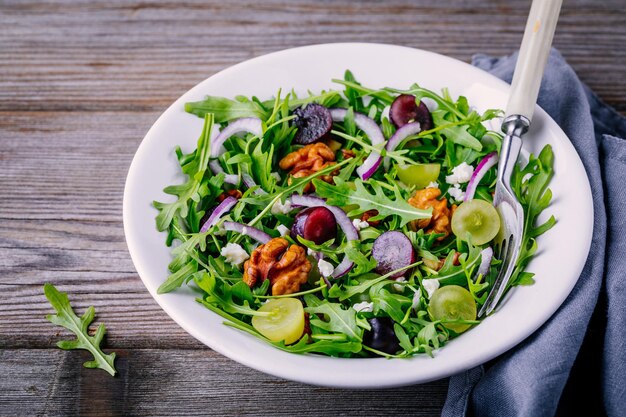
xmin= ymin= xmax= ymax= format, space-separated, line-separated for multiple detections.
xmin=153 ymin=71 xmax=555 ymax=358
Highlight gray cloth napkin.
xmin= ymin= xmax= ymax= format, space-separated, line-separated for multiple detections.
xmin=442 ymin=49 xmax=626 ymax=417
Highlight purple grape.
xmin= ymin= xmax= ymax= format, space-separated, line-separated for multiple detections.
xmin=292 ymin=103 xmax=333 ymax=145
xmin=363 ymin=317 xmax=401 ymax=354
xmin=291 ymin=206 xmax=337 ymax=245
xmin=389 ymin=94 xmax=433 ymax=131
xmin=372 ymin=231 xmax=416 ymax=278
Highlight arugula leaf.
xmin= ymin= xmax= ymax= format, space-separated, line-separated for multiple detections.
xmin=153 ymin=114 xmax=215 ymax=232
xmin=196 ymin=272 xmax=262 ymax=317
xmin=313 ymin=177 xmax=431 ymax=227
xmin=43 ymin=283 xmax=117 ymax=376
xmin=431 ymin=110 xmax=482 ymax=151
xmin=272 ymin=337 xmax=362 ymax=355
xmin=303 ymin=294 xmax=363 ymax=341
xmin=185 ymin=96 xmax=269 ymax=123
xmin=370 ymin=288 xmax=411 ymax=323
xmin=508 ymin=145 xmax=557 ymax=288
xmin=431 ymin=244 xmax=483 ymax=286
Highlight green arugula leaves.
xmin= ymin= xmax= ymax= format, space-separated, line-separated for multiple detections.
xmin=151 ymin=70 xmax=556 ymax=360
xmin=509 ymin=145 xmax=557 ymax=288
xmin=44 ymin=283 xmax=117 ymax=376
xmin=313 ymin=177 xmax=431 ymax=227
xmin=185 ymin=96 xmax=269 ymax=123
xmin=153 ymin=114 xmax=216 ymax=232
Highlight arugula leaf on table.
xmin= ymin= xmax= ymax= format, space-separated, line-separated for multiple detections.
xmin=43 ymin=283 xmax=117 ymax=376
xmin=313 ymin=177 xmax=431 ymax=227
xmin=185 ymin=96 xmax=269 ymax=123
xmin=303 ymin=294 xmax=363 ymax=342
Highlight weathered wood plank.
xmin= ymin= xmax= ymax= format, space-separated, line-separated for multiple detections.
xmin=0 ymin=0 xmax=624 ymax=112
xmin=0 ymin=349 xmax=449 ymax=416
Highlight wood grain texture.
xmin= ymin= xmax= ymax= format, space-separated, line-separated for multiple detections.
xmin=1 ymin=0 xmax=625 ymax=112
xmin=0 ymin=349 xmax=449 ymax=416
xmin=1 ymin=0 xmax=625 ymax=415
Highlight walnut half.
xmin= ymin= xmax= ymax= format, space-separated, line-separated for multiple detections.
xmin=407 ymin=187 xmax=456 ymax=240
xmin=278 ymin=142 xmax=337 ymax=192
xmin=242 ymin=238 xmax=312 ymax=296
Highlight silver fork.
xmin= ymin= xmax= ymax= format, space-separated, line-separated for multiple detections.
xmin=478 ymin=0 xmax=562 ymax=317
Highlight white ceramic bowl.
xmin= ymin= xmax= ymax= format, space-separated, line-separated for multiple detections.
xmin=123 ymin=43 xmax=593 ymax=388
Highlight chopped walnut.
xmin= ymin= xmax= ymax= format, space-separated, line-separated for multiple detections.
xmin=217 ymin=189 xmax=242 ymax=202
xmin=407 ymin=187 xmax=456 ymax=240
xmin=242 ymin=237 xmax=312 ymax=296
xmin=341 ymin=149 xmax=356 ymax=159
xmin=279 ymin=143 xmax=337 ymax=192
xmin=360 ymin=209 xmax=381 ymax=227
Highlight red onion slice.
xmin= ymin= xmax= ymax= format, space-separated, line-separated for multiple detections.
xmin=329 ymin=108 xmax=385 ymax=180
xmin=209 ymin=160 xmax=239 ymax=185
xmin=222 ymin=221 xmax=271 ymax=244
xmin=199 ymin=196 xmax=237 ymax=233
xmin=383 ymin=121 xmax=422 ymax=171
xmin=464 ymin=152 xmax=498 ymax=202
xmin=475 ymin=246 xmax=494 ymax=279
xmin=210 ymin=117 xmax=263 ymax=158
xmin=241 ymin=173 xmax=267 ymax=195
xmin=290 ymin=194 xmax=358 ymax=278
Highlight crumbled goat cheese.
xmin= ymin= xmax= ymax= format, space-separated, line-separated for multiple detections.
xmin=307 ymin=248 xmax=317 ymax=257
xmin=421 ymin=278 xmax=440 ymax=299
xmin=412 ymin=287 xmax=422 ymax=309
xmin=426 ymin=181 xmax=439 ymax=189
xmin=352 ymin=218 xmax=370 ymax=230
xmin=393 ymin=277 xmax=407 ymax=293
xmin=448 ymin=183 xmax=466 ymax=202
xmin=445 ymin=162 xmax=474 ymax=185
xmin=277 ymin=224 xmax=290 ymax=236
xmin=318 ymin=259 xmax=334 ymax=278
xmin=270 ymin=172 xmax=282 ymax=182
xmin=270 ymin=199 xmax=292 ymax=215
xmin=220 ymin=243 xmax=249 ymax=267
xmin=352 ymin=301 xmax=374 ymax=313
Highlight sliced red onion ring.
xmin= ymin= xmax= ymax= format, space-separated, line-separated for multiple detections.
xmin=222 ymin=221 xmax=271 ymax=244
xmin=383 ymin=121 xmax=422 ymax=171
xmin=210 ymin=117 xmax=262 ymax=158
xmin=290 ymin=194 xmax=358 ymax=278
xmin=475 ymin=246 xmax=494 ymax=279
xmin=464 ymin=152 xmax=498 ymax=202
xmin=329 ymin=108 xmax=385 ymax=180
xmin=199 ymin=196 xmax=237 ymax=233
xmin=208 ymin=118 xmax=262 ymax=184
xmin=209 ymin=160 xmax=239 ymax=185
xmin=241 ymin=173 xmax=267 ymax=195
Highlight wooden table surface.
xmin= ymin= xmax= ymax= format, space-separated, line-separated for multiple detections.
xmin=1 ymin=1 xmax=624 ymax=415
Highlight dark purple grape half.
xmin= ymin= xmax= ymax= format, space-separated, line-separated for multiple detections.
xmin=363 ymin=317 xmax=401 ymax=354
xmin=389 ymin=94 xmax=433 ymax=131
xmin=291 ymin=206 xmax=337 ymax=245
xmin=372 ymin=231 xmax=416 ymax=278
xmin=292 ymin=103 xmax=333 ymax=145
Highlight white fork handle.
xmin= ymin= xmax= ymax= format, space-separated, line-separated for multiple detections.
xmin=505 ymin=0 xmax=563 ymax=122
